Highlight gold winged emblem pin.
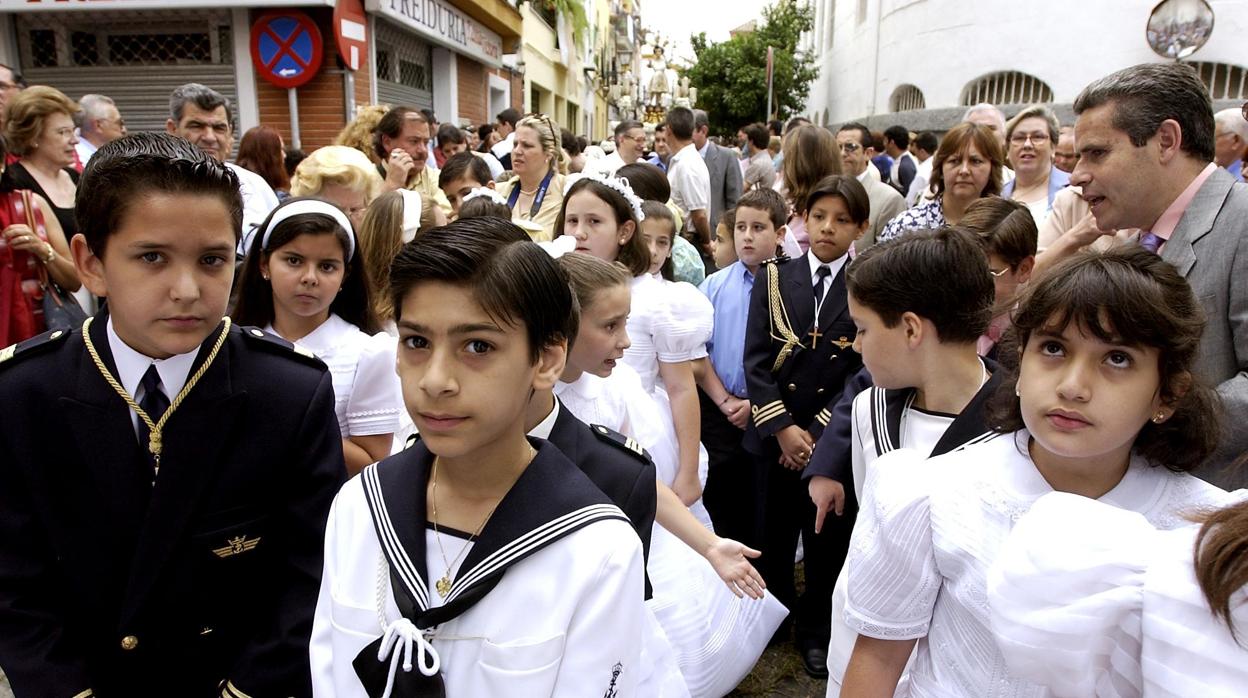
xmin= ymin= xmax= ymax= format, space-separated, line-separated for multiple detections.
xmin=213 ymin=535 xmax=261 ymax=559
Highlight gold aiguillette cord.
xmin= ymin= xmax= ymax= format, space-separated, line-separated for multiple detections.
xmin=81 ymin=316 xmax=231 ymax=479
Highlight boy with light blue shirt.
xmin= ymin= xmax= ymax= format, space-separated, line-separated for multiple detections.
xmin=697 ymin=188 xmax=787 ymax=547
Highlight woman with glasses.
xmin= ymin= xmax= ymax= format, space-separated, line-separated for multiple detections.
xmin=289 ymin=145 xmax=385 ymax=238
xmin=880 ymin=123 xmax=1006 ymax=243
xmin=1001 ymin=105 xmax=1070 ymax=227
xmin=498 ymin=113 xmax=567 ymax=241
xmin=1 ymin=86 xmax=82 ymax=243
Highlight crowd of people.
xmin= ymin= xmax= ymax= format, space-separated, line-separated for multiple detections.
xmin=0 ymin=57 xmax=1245 ymax=698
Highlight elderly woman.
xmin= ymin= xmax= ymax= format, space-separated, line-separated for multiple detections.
xmin=1 ymin=86 xmax=81 ymax=240
xmin=1001 ymin=104 xmax=1071 ymax=227
xmin=498 ymin=113 xmax=567 ymax=241
xmin=0 ymin=133 xmax=80 ymax=345
xmin=289 ymin=145 xmax=386 ymax=236
xmin=879 ymin=122 xmax=1005 ymax=242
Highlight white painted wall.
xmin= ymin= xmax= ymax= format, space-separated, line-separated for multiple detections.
xmin=805 ymin=0 xmax=1248 ymax=123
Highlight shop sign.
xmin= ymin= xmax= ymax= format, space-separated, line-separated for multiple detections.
xmin=366 ymin=0 xmax=502 ymax=68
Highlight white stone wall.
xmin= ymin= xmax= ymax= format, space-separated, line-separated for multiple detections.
xmin=803 ymin=0 xmax=1248 ymax=125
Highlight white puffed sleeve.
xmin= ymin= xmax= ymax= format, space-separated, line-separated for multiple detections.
xmin=345 ymin=332 xmax=403 ymax=437
xmin=987 ymin=492 xmax=1152 ymax=698
xmin=653 ymin=281 xmax=714 ymax=364
xmin=844 ymin=448 xmax=941 ymax=640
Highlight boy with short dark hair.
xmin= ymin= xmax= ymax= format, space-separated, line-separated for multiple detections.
xmin=818 ymin=226 xmax=1002 ymax=693
xmin=742 ymin=174 xmax=868 ymax=677
xmin=0 ymin=132 xmax=346 ymax=696
xmin=311 ymin=217 xmax=646 ymax=695
xmin=698 ymin=188 xmax=788 ymax=545
xmin=438 ymin=151 xmax=495 ymax=220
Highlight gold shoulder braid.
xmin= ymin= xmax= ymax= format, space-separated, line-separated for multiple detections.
xmin=766 ymin=262 xmax=802 ymax=373
xmin=81 ymin=316 xmax=232 ymax=480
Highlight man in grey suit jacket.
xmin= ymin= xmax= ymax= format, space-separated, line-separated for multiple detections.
xmin=693 ymin=110 xmax=744 ymax=244
xmin=1072 ymin=63 xmax=1248 ymax=488
xmin=837 ymin=123 xmax=908 ymax=251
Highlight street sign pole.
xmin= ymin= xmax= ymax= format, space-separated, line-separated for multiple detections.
xmin=288 ymin=88 xmax=301 ymax=151
xmin=766 ymin=46 xmax=774 ymax=121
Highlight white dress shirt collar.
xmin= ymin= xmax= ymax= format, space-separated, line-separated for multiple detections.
xmin=106 ymin=316 xmax=199 ymax=415
xmin=697 ymin=140 xmax=710 ymax=159
xmin=528 ymin=397 xmax=561 ymax=440
xmin=807 ymin=249 xmax=849 ymax=287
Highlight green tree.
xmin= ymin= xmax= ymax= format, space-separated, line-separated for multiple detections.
xmin=684 ymin=0 xmax=818 ymax=136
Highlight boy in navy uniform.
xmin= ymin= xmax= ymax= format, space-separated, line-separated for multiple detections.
xmin=743 ymin=175 xmax=869 ymax=677
xmin=0 ymin=133 xmax=346 ymax=696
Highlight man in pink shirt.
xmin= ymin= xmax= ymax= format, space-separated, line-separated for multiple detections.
xmin=1071 ymin=63 xmax=1248 ymax=488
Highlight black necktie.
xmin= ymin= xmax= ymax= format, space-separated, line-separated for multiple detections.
xmin=137 ymin=365 xmax=169 ymax=469
xmin=813 ymin=265 xmax=832 ymax=313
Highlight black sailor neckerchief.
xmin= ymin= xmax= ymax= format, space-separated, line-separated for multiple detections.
xmin=869 ymin=357 xmax=1005 ymax=459
xmin=354 ymin=438 xmax=629 ymax=697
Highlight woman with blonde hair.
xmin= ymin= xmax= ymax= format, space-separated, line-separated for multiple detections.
xmin=779 ymin=124 xmax=843 ymax=253
xmin=289 ymin=145 xmax=384 ymax=235
xmin=1 ymin=86 xmax=82 ymax=241
xmin=332 ymin=104 xmax=390 ymax=166
xmin=354 ymin=188 xmax=437 ymax=326
xmin=1001 ymin=104 xmax=1070 ymax=227
xmin=498 ymin=113 xmax=567 ymax=241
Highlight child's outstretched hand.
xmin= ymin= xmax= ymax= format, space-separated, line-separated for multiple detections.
xmin=704 ymin=536 xmax=766 ymax=599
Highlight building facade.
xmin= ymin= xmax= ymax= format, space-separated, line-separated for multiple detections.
xmin=0 ymin=0 xmax=525 ymax=151
xmin=801 ymin=0 xmax=1248 ymax=131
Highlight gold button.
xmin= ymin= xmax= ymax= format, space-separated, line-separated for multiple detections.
xmin=120 ymin=635 xmax=138 ymax=651
xmin=249 ymin=328 xmax=264 ymax=337
xmin=817 ymin=388 xmax=825 ymax=395
xmin=49 ymin=330 xmax=63 ymax=340
xmin=199 ymin=627 xmax=214 ymax=636
xmin=787 ymin=383 xmax=797 ymax=392
xmin=830 ymin=354 xmax=838 ymax=360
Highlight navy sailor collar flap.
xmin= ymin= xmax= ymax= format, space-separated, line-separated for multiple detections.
xmin=869 ymin=358 xmax=1004 ymax=458
xmin=360 ymin=436 xmax=629 ymax=629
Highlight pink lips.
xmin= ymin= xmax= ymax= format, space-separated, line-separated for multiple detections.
xmin=1046 ymin=408 xmax=1091 ymax=431
xmin=418 ymin=413 xmax=467 ymax=433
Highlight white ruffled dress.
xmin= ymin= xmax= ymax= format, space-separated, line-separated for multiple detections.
xmin=988 ymin=490 xmax=1248 ymax=698
xmin=557 ymin=369 xmax=788 ymax=698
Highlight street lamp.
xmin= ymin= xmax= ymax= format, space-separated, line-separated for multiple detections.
xmin=1146 ymin=0 xmax=1214 ymax=60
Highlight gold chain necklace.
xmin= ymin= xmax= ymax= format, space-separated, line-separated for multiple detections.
xmin=428 ymin=447 xmax=533 ymax=598
xmin=81 ymin=316 xmax=231 ymax=479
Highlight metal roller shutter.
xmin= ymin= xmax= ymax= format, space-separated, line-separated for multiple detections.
xmin=14 ymin=9 xmax=238 ymax=139
xmin=374 ymin=18 xmax=434 ymax=110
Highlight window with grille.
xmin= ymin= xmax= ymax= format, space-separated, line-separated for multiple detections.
xmin=890 ymin=84 xmax=925 ymax=112
xmin=1190 ymin=61 xmax=1248 ymax=100
xmin=960 ymin=71 xmax=1053 ymax=106
xmin=376 ymin=21 xmax=434 ymax=93
xmin=18 ymin=11 xmax=231 ymax=67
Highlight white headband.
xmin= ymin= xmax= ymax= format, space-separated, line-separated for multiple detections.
xmin=462 ymin=187 xmax=508 ymax=206
xmin=565 ymin=172 xmax=647 ymax=222
xmin=261 ymin=199 xmax=356 ymax=261
xmin=398 ymin=189 xmax=423 ymax=243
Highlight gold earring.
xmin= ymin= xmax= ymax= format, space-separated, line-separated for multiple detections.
xmin=1152 ymin=411 xmax=1166 ymax=423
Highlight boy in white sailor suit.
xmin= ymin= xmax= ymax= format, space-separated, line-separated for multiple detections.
xmin=819 ymin=228 xmax=1002 ymax=696
xmin=311 ymin=218 xmax=646 ymax=696
xmin=742 ymin=175 xmax=867 ymax=677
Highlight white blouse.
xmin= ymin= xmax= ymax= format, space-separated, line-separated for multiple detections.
xmin=989 ymin=490 xmax=1248 ymax=698
xmin=844 ymin=431 xmax=1231 ymax=697
xmin=622 ymin=274 xmax=714 ymax=393
xmin=270 ymin=314 xmax=402 ymax=439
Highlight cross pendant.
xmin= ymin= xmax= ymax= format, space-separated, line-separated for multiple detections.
xmin=808 ymin=327 xmax=822 ymax=349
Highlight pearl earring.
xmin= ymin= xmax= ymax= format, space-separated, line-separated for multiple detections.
xmin=1014 ymin=384 xmax=1021 ymax=397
